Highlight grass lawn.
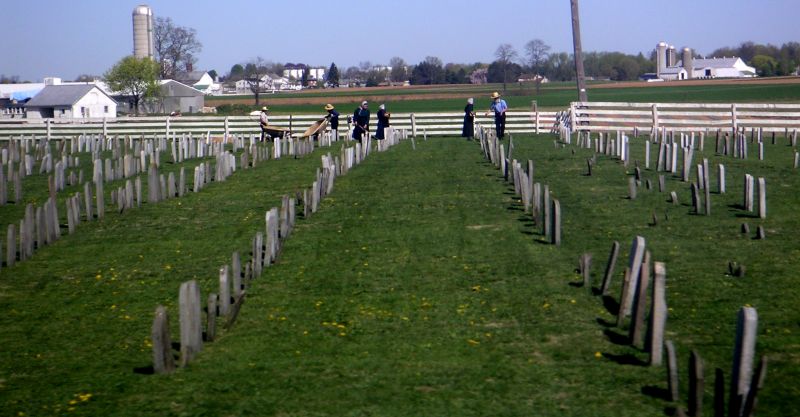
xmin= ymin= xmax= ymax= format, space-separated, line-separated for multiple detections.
xmin=210 ymin=81 xmax=800 ymax=115
xmin=0 ymin=132 xmax=798 ymax=416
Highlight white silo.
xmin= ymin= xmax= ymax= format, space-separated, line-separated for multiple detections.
xmin=656 ymin=42 xmax=667 ymax=77
xmin=682 ymin=48 xmax=694 ymax=79
xmin=132 ymin=5 xmax=154 ymax=59
xmin=667 ymin=45 xmax=677 ymax=68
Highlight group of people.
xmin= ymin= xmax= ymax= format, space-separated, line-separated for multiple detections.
xmin=461 ymin=91 xmax=507 ymax=141
xmin=259 ymin=90 xmax=508 ymax=142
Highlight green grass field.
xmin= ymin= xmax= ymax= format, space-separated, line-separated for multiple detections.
xmin=210 ymin=80 xmax=800 ymax=115
xmin=0 ymin=129 xmax=798 ymax=415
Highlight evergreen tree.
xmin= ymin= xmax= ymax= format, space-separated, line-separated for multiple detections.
xmin=326 ymin=62 xmax=340 ymax=87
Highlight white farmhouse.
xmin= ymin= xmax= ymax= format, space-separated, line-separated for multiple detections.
xmin=25 ymin=84 xmax=117 ymax=119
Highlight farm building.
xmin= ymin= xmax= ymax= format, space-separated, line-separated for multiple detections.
xmin=155 ymin=80 xmax=204 ymax=114
xmin=25 ymin=84 xmax=117 ymax=119
xmin=656 ymin=41 xmax=756 ymax=80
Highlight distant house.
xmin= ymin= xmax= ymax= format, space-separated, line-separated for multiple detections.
xmin=25 ymin=84 xmax=117 ymax=119
xmin=283 ymin=64 xmax=325 ymax=82
xmin=174 ymin=71 xmax=216 ymax=94
xmin=234 ymin=74 xmax=295 ymax=94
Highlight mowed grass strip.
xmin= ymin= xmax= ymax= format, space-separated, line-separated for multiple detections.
xmin=0 ymin=146 xmax=332 ymax=416
xmin=108 ymin=138 xmax=669 ymax=416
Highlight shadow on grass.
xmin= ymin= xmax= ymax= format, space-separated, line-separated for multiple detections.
xmin=595 ymin=317 xmax=615 ymax=328
xmin=641 ymin=385 xmax=670 ymax=401
xmin=603 ymin=352 xmax=647 ymax=367
xmin=602 ymin=295 xmax=620 ymax=315
xmin=603 ymin=329 xmax=630 ymax=346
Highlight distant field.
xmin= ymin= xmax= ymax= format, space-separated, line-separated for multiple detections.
xmin=208 ymin=77 xmax=800 ymax=115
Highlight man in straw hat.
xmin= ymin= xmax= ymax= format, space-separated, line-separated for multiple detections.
xmin=488 ymin=92 xmax=508 ymax=139
xmin=259 ymin=106 xmax=270 ymax=142
xmin=323 ymin=104 xmax=339 ymax=140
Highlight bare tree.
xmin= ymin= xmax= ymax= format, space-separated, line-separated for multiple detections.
xmin=495 ymin=43 xmax=518 ymax=92
xmin=244 ymin=57 xmax=269 ymax=105
xmin=154 ymin=17 xmax=202 ymax=79
xmin=524 ymin=39 xmax=551 ymax=74
xmin=389 ymin=57 xmax=408 ymax=83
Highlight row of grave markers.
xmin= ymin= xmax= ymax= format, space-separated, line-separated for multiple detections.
xmin=150 ymin=133 xmax=408 ymax=372
xmin=555 ymin=127 xmax=769 ymax=416
xmin=0 ymin=131 xmax=339 ymax=268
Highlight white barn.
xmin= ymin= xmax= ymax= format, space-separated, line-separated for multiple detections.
xmin=25 ymin=84 xmax=117 ymax=119
xmin=685 ymin=57 xmax=756 ymax=79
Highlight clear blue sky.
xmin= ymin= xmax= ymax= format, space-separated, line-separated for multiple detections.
xmin=2 ymin=0 xmax=797 ymax=81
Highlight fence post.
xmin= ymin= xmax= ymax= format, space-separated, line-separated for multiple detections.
xmin=731 ymin=104 xmax=738 ymax=135
xmin=46 ymin=119 xmax=51 ymax=140
xmin=532 ymin=100 xmax=539 ymax=134
xmin=102 ymin=117 xmax=108 ymax=137
xmin=410 ymin=113 xmax=417 ymax=138
xmin=165 ymin=116 xmax=170 ymax=138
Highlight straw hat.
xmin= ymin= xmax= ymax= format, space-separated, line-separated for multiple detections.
xmin=324 ymin=104 xmax=334 ymax=110
xmin=490 ymin=92 xmax=501 ymax=99
xmin=261 ymin=106 xmax=269 ymax=111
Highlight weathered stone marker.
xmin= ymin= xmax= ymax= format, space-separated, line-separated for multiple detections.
xmin=629 ymin=251 xmax=651 ymax=347
xmin=600 ymin=241 xmax=620 ymax=295
xmin=206 ymin=293 xmax=217 ymax=342
xmin=579 ymin=253 xmax=592 ymax=287
xmin=728 ymin=306 xmax=758 ymax=417
xmin=691 ymin=183 xmax=701 ymax=214
xmin=666 ymin=340 xmax=680 ymax=402
xmin=689 ymin=350 xmax=704 ymax=417
xmin=151 ymin=305 xmax=176 ymax=374
xmin=741 ymin=356 xmax=768 ymax=417
xmin=219 ymin=265 xmax=230 ymax=316
xmin=659 ymin=175 xmax=665 ymax=192
xmin=757 ymin=177 xmax=766 ymax=219
xmin=623 ymin=236 xmax=646 ymax=316
xmin=648 ymin=262 xmax=667 ymax=366
xmin=755 ymin=226 xmax=765 ymax=240
xmin=551 ymin=199 xmax=561 ymax=246
xmin=179 ymin=280 xmax=203 ymax=366
xmin=743 ymin=174 xmax=754 ymax=212
xmin=232 ymin=251 xmax=242 ymax=296
xmin=629 ymin=178 xmax=637 ymax=200
xmin=718 ymin=164 xmax=726 ymax=194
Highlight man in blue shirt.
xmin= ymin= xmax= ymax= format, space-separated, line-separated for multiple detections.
xmin=488 ymin=91 xmax=508 ymax=139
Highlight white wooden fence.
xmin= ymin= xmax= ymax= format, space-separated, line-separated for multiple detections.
xmin=567 ymin=102 xmax=800 ymax=134
xmin=0 ymin=110 xmax=558 ymax=139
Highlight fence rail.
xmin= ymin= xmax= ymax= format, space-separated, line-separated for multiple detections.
xmin=0 ymin=110 xmax=558 ymax=139
xmin=568 ymin=101 xmax=800 ymax=134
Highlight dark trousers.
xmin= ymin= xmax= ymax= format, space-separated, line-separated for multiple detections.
xmin=495 ymin=113 xmax=506 ymax=138
xmin=260 ymin=125 xmax=268 ymax=142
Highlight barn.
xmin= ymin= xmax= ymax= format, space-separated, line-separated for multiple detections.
xmin=25 ymin=84 xmax=117 ymax=119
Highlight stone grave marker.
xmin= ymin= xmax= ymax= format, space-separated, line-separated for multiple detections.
xmin=757 ymin=178 xmax=766 ymax=219
xmin=551 ymin=199 xmax=561 ymax=246
xmin=600 ymin=241 xmax=620 ymax=295
xmin=219 ymin=265 xmax=230 ymax=317
xmin=623 ymin=236 xmax=646 ymax=316
xmin=579 ymin=253 xmax=592 ymax=287
xmin=206 ymin=293 xmax=217 ymax=342
xmin=648 ymin=262 xmax=667 ymax=366
xmin=729 ymin=306 xmax=758 ymax=417
xmin=179 ymin=280 xmax=203 ymax=366
xmin=689 ymin=350 xmax=704 ymax=417
xmin=666 ymin=340 xmax=680 ymax=402
xmin=629 ymin=251 xmax=651 ymax=347
xmin=151 ymin=305 xmax=176 ymax=374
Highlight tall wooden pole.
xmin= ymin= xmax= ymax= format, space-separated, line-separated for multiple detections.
xmin=570 ymin=0 xmax=588 ymax=102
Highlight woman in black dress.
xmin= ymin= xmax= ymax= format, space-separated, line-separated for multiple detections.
xmin=376 ymin=104 xmax=390 ymax=140
xmin=462 ymin=98 xmax=475 ymax=140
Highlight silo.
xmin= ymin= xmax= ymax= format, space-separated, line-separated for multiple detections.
xmin=667 ymin=45 xmax=677 ymax=68
xmin=682 ymin=48 xmax=693 ymax=79
xmin=132 ymin=5 xmax=154 ymax=60
xmin=656 ymin=42 xmax=667 ymax=77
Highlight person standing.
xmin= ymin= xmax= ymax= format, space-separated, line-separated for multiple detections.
xmin=259 ymin=106 xmax=270 ymax=142
xmin=324 ymin=104 xmax=339 ymax=140
xmin=375 ymin=104 xmax=390 ymax=140
xmin=488 ymin=92 xmax=508 ymax=139
xmin=352 ymin=101 xmax=370 ymax=142
xmin=462 ymin=98 xmax=475 ymax=140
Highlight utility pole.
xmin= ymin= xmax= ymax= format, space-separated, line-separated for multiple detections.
xmin=570 ymin=0 xmax=588 ymax=102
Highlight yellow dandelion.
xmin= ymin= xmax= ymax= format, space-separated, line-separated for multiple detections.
xmin=542 ymin=303 xmax=551 ymax=309
xmin=467 ymin=339 xmax=480 ymax=345
xmin=69 ymin=400 xmax=77 ymax=405
xmin=570 ymin=299 xmax=577 ymax=304
xmin=595 ymin=351 xmax=602 ymax=358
